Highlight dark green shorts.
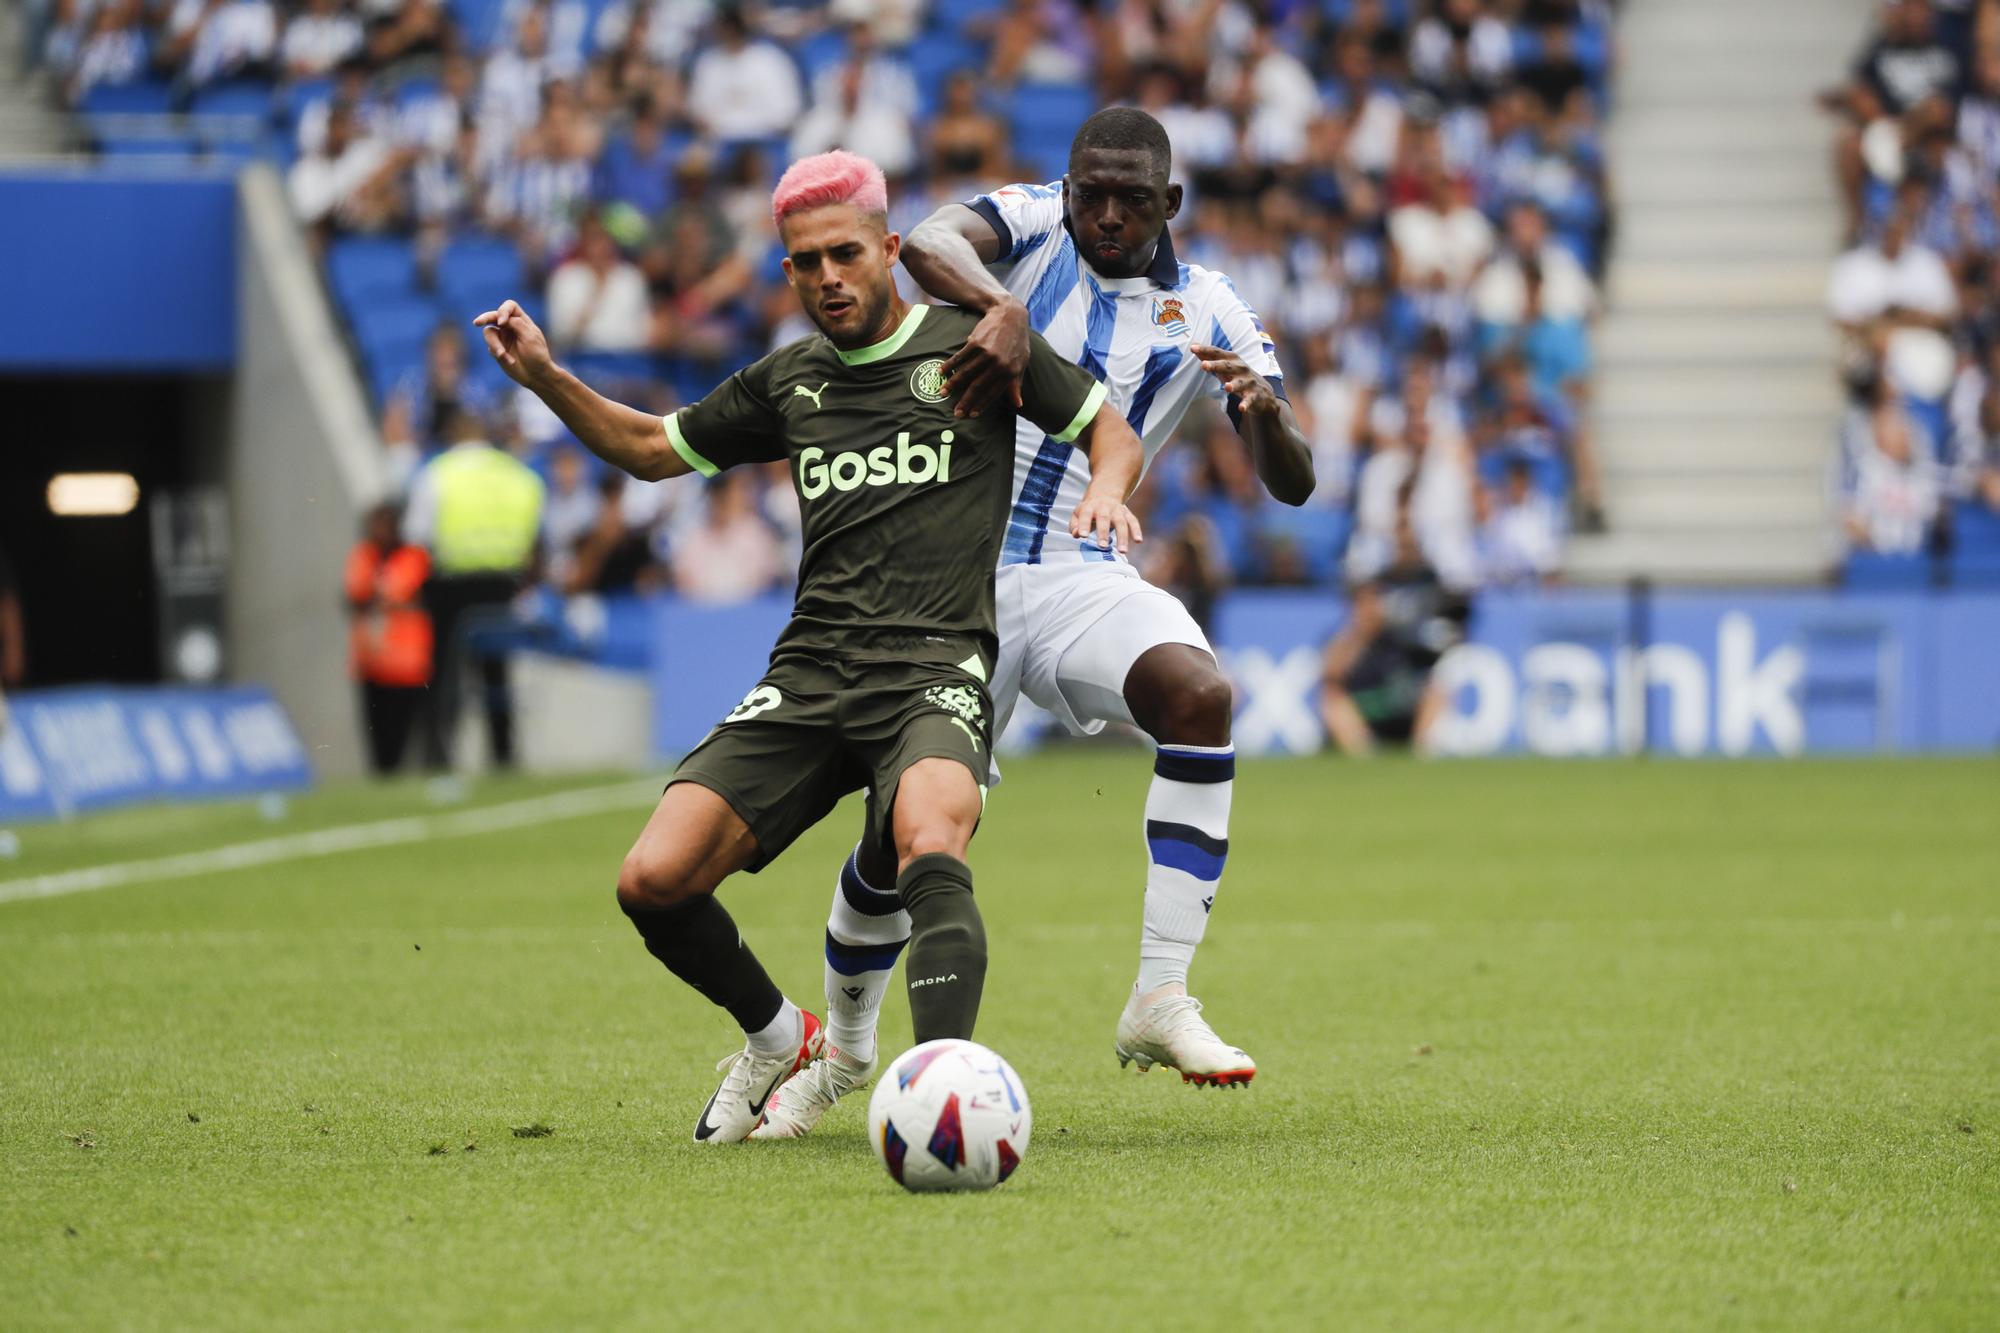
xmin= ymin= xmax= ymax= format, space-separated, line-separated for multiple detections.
xmin=668 ymin=654 xmax=992 ymax=872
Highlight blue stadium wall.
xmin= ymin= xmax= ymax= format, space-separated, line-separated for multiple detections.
xmin=0 ymin=170 xmax=237 ymax=370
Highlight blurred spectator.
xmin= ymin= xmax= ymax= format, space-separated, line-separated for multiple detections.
xmin=280 ymin=0 xmax=362 ymax=79
xmin=926 ymin=70 xmax=1009 ymax=181
xmin=1948 ymin=337 xmax=2000 ymax=508
xmin=792 ymin=31 xmax=918 ymax=177
xmin=542 ymin=446 xmax=603 ymax=589
xmin=160 ymin=0 xmax=276 ymax=89
xmin=402 ymin=409 xmax=544 ymax=770
xmin=64 ymin=0 xmax=147 ymax=102
xmin=55 ymin=0 xmax=1623 ymax=607
xmin=1828 ymin=188 xmax=1960 ymax=333
xmin=289 ymin=99 xmax=411 ymax=238
xmin=989 ymin=0 xmax=1093 ymax=88
xmin=1390 ymin=161 xmax=1494 ymax=290
xmin=1295 ymin=337 xmax=1365 ymax=508
xmin=547 ymin=212 xmax=652 ymax=351
xmin=1829 ymin=0 xmax=1963 ymax=236
xmin=671 ymin=471 xmax=786 ymax=603
xmin=0 ymin=543 xmax=25 ymax=690
xmin=685 ymin=6 xmax=801 ymax=143
xmin=1320 ymin=493 xmax=1468 ymax=756
xmin=1842 ymin=387 xmax=1943 ymax=553
xmin=1477 ymin=456 xmax=1565 ymax=586
xmin=344 ymin=503 xmax=436 ymax=774
xmin=593 ymin=98 xmax=679 ymax=217
xmin=381 ymin=323 xmax=499 ymax=472
xmin=1142 ymin=518 xmax=1229 ymax=635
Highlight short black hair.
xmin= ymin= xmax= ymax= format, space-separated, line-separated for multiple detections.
xmin=1068 ymin=107 xmax=1171 ymax=179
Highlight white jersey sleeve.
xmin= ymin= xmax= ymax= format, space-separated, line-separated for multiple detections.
xmin=1197 ymin=276 xmax=1288 ymax=415
xmin=965 ymin=181 xmax=1066 ymax=267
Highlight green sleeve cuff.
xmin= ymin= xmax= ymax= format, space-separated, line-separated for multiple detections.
xmin=663 ymin=412 xmax=719 ymax=478
xmin=1051 ymin=380 xmax=1108 ymax=445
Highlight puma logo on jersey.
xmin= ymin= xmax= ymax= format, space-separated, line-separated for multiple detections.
xmin=797 ymin=430 xmax=955 ymax=499
xmin=793 ymin=381 xmax=828 ymax=410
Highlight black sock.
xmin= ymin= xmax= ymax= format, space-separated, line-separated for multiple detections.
xmin=620 ymin=895 xmax=783 ymax=1034
xmin=898 ymin=853 xmax=985 ymax=1042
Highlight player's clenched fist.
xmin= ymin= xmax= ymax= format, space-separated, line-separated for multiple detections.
xmin=473 ymin=300 xmax=554 ymax=389
xmin=1190 ymin=342 xmax=1281 ymax=418
xmin=1068 ymin=493 xmax=1143 ymax=555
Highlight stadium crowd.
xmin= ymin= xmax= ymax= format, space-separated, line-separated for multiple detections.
xmin=43 ymin=0 xmax=1617 ymax=610
xmin=1824 ymin=0 xmax=2000 ymax=561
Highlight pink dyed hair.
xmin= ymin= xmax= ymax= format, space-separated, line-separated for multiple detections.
xmin=770 ymin=150 xmax=890 ymax=230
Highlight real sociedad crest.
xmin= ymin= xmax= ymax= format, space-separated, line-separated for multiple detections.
xmin=1151 ymin=296 xmax=1188 ymax=337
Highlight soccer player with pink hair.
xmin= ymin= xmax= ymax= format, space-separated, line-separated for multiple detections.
xmin=757 ymin=109 xmax=1318 ymax=1142
xmin=474 ymin=150 xmax=1144 ymax=1143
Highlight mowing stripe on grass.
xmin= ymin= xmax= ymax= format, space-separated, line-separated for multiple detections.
xmin=0 ymin=779 xmax=661 ymax=906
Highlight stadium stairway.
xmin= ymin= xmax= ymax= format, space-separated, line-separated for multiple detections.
xmin=0 ymin=3 xmax=69 ymax=157
xmin=1567 ymin=0 xmax=1865 ymax=585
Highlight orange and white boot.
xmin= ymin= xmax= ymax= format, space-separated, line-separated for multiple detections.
xmin=1114 ymin=989 xmax=1256 ymax=1087
xmin=693 ymin=1011 xmax=825 ymax=1142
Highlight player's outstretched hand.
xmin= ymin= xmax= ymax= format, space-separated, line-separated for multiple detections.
xmin=1069 ymin=494 xmax=1143 ymax=556
xmin=1190 ymin=342 xmax=1281 ymax=418
xmin=942 ymin=297 xmax=1029 ymax=419
xmin=473 ymin=300 xmax=553 ymax=389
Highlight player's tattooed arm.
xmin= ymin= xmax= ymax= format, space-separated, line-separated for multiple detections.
xmin=1190 ymin=342 xmax=1316 ymax=507
xmin=473 ymin=300 xmax=691 ymax=481
xmin=903 ymin=204 xmax=1029 ymax=420
xmin=1068 ymin=405 xmax=1145 ymax=555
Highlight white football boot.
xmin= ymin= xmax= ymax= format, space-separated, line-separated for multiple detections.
xmin=692 ymin=1011 xmax=824 ymax=1143
xmin=1115 ymin=990 xmax=1256 ymax=1087
xmin=747 ymin=1043 xmax=878 ymax=1139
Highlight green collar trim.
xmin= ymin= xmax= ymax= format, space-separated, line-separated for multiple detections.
xmin=833 ymin=302 xmax=927 ymax=366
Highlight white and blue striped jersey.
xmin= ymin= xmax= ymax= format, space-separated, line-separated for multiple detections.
xmin=964 ymin=181 xmax=1288 ymax=566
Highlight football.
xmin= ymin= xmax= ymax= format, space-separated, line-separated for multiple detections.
xmin=867 ymin=1039 xmax=1033 ymax=1193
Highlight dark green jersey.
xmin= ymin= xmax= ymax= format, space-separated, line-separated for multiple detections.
xmin=662 ymin=303 xmax=1106 ymax=670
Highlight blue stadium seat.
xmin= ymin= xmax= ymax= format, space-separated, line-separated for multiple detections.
xmin=795 ymin=28 xmax=850 ymax=81
xmin=80 ymin=80 xmax=176 ymax=115
xmin=97 ymin=136 xmax=203 ymax=165
xmin=448 ymin=0 xmax=509 ymax=53
xmin=1948 ymin=500 xmax=2000 ymax=585
xmin=189 ymin=79 xmax=275 ymax=122
xmin=906 ymin=32 xmax=981 ymax=114
xmin=436 ymin=235 xmax=526 ymax=315
xmin=327 ymin=236 xmax=420 ymax=308
xmin=1258 ymin=505 xmax=1352 ymax=584
xmin=350 ymin=295 xmax=446 ymax=365
xmin=1841 ymin=551 xmax=1933 ymax=591
xmin=934 ymin=0 xmax=1007 ymax=36
xmin=1006 ymin=83 xmax=1095 ymax=181
xmin=1952 ymin=499 xmax=2000 ymax=552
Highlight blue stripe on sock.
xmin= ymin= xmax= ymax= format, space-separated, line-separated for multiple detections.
xmin=1154 ymin=747 xmax=1236 ymax=783
xmin=825 ymin=931 xmax=907 ymax=976
xmin=839 ymin=848 xmax=902 ymax=917
xmin=1145 ymin=819 xmax=1228 ymax=881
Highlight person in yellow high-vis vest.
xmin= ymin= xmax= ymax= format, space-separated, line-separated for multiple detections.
xmin=402 ymin=408 xmax=545 ymax=770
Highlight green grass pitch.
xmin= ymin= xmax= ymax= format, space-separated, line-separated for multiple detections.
xmin=1 ymin=755 xmax=1995 ymax=1329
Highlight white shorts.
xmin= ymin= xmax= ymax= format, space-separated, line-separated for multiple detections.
xmin=988 ymin=561 xmax=1212 ymax=780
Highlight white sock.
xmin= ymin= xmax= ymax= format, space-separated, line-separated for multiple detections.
xmin=1137 ymin=743 xmax=1233 ymax=995
xmin=745 ymin=997 xmax=802 ymax=1059
xmin=822 ymin=843 xmax=909 ymax=1064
